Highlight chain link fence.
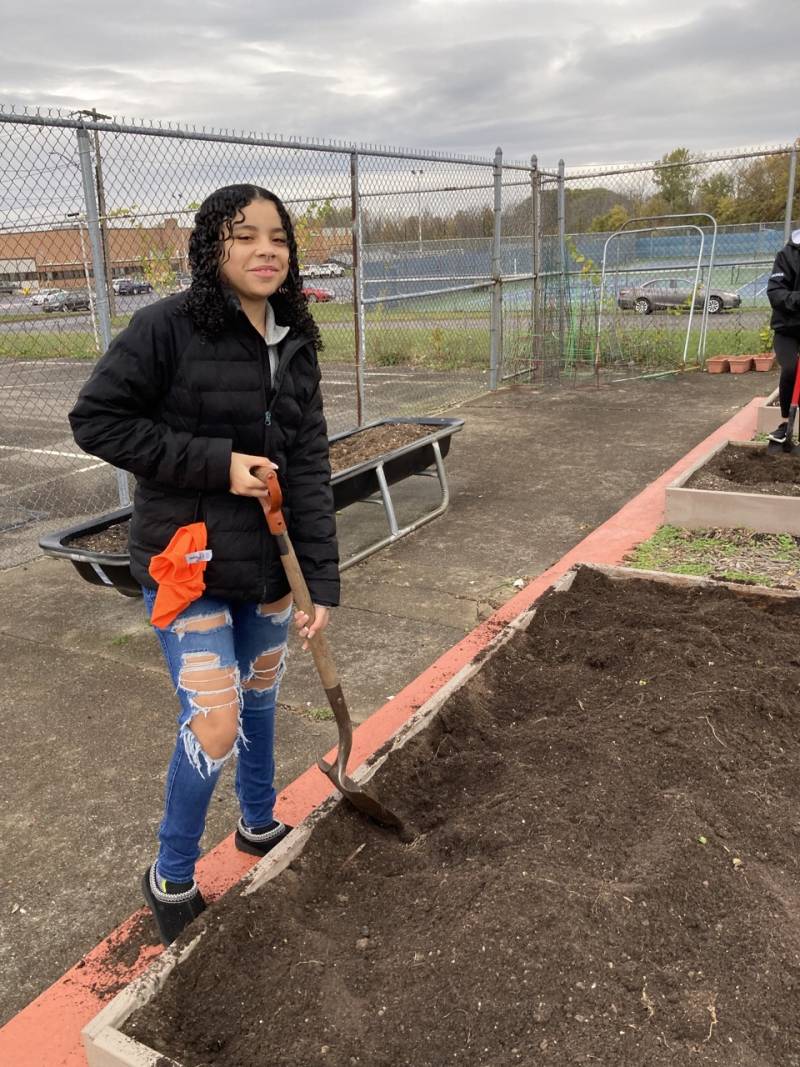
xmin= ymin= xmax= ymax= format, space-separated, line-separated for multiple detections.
xmin=0 ymin=105 xmax=797 ymax=565
xmin=532 ymin=144 xmax=799 ymax=382
xmin=0 ymin=108 xmax=515 ymax=564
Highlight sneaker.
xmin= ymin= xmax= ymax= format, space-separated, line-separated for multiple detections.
xmin=141 ymin=864 xmax=207 ymax=947
xmin=234 ymin=817 xmax=292 ymax=857
xmin=768 ymin=422 xmax=788 ymax=443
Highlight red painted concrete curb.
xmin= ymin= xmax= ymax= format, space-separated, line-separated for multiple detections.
xmin=0 ymin=398 xmax=760 ymax=1065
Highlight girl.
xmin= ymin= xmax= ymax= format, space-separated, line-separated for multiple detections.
xmin=70 ymin=185 xmax=339 ymax=946
xmin=767 ymin=228 xmax=800 ymax=443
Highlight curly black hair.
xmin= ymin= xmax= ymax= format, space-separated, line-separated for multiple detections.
xmin=184 ymin=184 xmax=322 ymax=349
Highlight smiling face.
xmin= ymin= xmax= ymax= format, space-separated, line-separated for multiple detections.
xmin=218 ymin=197 xmax=291 ymax=308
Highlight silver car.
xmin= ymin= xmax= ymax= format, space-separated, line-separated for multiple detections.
xmin=617 ymin=277 xmax=741 ymax=315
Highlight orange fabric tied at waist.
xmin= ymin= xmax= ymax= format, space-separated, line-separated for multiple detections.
xmin=148 ymin=522 xmax=212 ymax=628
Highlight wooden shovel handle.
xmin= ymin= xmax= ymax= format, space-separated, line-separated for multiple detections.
xmin=253 ymin=467 xmax=340 ymax=692
xmin=253 ymin=468 xmax=404 ymax=823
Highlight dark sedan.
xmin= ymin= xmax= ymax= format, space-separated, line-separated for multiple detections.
xmin=42 ymin=290 xmax=92 ymax=312
xmin=113 ymin=278 xmax=153 ymax=295
xmin=617 ymin=277 xmax=741 ymax=315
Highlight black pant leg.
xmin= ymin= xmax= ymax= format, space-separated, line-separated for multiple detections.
xmin=773 ymin=332 xmax=800 ymax=417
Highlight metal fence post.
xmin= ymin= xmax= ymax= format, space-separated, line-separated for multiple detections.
xmin=557 ymin=158 xmax=566 ymax=369
xmin=530 ymin=154 xmax=541 ymax=367
xmin=76 ymin=108 xmax=117 ymax=317
xmin=350 ymin=150 xmax=367 ymax=426
xmin=489 ymin=146 xmax=503 ymax=390
xmin=785 ymin=143 xmax=798 ymax=243
xmin=76 ymin=126 xmax=130 ymax=506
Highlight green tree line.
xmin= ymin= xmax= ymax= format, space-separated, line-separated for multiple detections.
xmin=290 ymin=145 xmax=799 ymax=248
xmin=586 ymin=146 xmax=798 ymax=231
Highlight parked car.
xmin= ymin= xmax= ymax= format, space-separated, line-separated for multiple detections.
xmin=617 ymin=277 xmax=741 ymax=315
xmin=113 ymin=278 xmax=153 ymax=295
xmin=42 ymin=290 xmax=91 ymax=312
xmin=302 ymin=285 xmax=335 ymax=303
xmin=0 ymin=280 xmax=21 ymax=295
xmin=300 ymin=263 xmax=344 ymax=278
xmin=29 ymin=288 xmax=65 ymax=306
xmin=309 ymin=262 xmax=344 ymax=277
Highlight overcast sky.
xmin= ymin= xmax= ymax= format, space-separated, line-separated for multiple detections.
xmin=2 ymin=0 xmax=798 ymax=167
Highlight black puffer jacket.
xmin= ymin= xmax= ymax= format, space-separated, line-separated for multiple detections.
xmin=768 ymin=229 xmax=800 ymax=336
xmin=69 ymin=294 xmax=339 ymax=606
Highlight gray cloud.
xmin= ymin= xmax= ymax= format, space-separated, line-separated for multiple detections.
xmin=1 ymin=0 xmax=798 ymax=166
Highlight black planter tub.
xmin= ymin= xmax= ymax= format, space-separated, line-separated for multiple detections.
xmin=38 ymin=417 xmax=464 ymax=595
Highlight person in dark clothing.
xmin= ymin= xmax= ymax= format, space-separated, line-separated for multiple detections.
xmin=69 ymin=185 xmax=339 ymax=945
xmin=766 ymin=229 xmax=800 ymax=443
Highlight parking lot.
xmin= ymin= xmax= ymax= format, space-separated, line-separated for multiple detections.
xmin=0 ymin=276 xmax=355 ymax=334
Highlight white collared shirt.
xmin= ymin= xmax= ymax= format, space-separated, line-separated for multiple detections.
xmin=265 ymin=300 xmax=290 ymax=381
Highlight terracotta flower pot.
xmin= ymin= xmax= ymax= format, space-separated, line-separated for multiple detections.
xmin=753 ymin=353 xmax=776 ymax=372
xmin=705 ymin=357 xmax=730 ymax=374
xmin=727 ymin=355 xmax=754 ymax=374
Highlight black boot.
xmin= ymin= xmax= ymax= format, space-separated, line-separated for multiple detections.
xmin=141 ymin=864 xmax=207 ymax=947
xmin=234 ymin=817 xmax=293 ymax=856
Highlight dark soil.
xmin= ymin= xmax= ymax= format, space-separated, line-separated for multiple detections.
xmin=329 ymin=423 xmax=438 ymax=471
xmin=123 ymin=567 xmax=800 ymax=1066
xmin=65 ymin=523 xmax=130 ymax=553
xmin=86 ymin=913 xmax=161 ymax=1001
xmin=686 ymin=443 xmax=800 ymax=496
xmin=65 ymin=424 xmax=439 ymax=554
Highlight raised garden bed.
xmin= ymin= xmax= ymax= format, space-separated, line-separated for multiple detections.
xmin=665 ymin=439 xmax=800 ymax=535
xmin=624 ymin=524 xmax=800 ymax=589
xmin=83 ymin=564 xmax=800 ymax=1066
xmin=38 ymin=417 xmax=463 ymax=591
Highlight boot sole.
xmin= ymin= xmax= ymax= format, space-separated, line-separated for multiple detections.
xmin=141 ymin=867 xmax=206 ymax=947
xmin=234 ymin=826 xmax=291 ymax=857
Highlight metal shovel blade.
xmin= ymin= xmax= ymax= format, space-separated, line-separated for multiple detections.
xmin=317 ymin=754 xmax=410 ymax=836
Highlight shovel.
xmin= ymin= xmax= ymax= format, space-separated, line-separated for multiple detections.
xmin=255 ymin=467 xmax=407 ymax=834
xmin=768 ymin=354 xmax=800 ymax=455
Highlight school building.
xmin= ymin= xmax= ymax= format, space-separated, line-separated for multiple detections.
xmin=0 ymin=220 xmax=352 ymax=289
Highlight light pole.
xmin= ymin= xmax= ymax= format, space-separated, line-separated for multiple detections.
xmin=411 ymin=168 xmax=423 ymax=252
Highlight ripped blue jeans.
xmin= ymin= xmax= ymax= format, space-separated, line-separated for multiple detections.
xmin=141 ymin=588 xmax=292 ymax=883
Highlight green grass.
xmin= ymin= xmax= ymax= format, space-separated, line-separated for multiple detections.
xmin=591 ymin=326 xmax=767 ymax=369
xmin=1 ymin=301 xmax=488 ymax=328
xmin=1 ymin=296 xmax=763 ymax=373
xmin=626 ymin=525 xmax=800 ymax=587
xmin=317 ymin=320 xmax=488 ymax=370
xmin=0 ymin=310 xmax=135 ymax=327
xmin=0 ymin=300 xmax=492 ymax=369
xmin=0 ymin=330 xmax=102 ymax=359
xmin=304 ymin=705 xmax=334 ymax=722
xmin=715 ymin=570 xmax=768 ymax=585
xmin=312 ymin=301 xmax=491 ymax=325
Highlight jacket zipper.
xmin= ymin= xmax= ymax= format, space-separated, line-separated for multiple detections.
xmin=260 ymin=335 xmax=310 ymax=599
xmin=263 ymin=337 xmax=308 ymax=426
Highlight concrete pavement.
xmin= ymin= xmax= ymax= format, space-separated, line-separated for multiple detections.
xmin=0 ymin=369 xmax=772 ymax=1028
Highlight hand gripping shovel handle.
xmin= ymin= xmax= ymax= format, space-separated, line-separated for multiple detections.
xmin=254 ymin=467 xmax=352 ymax=785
